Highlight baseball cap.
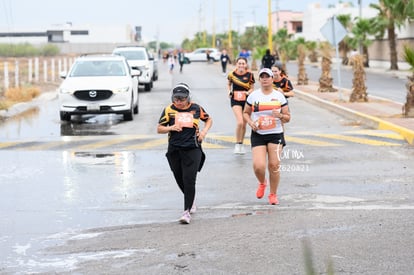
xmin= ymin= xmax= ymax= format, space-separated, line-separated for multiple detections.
xmin=259 ymin=68 xmax=274 ymax=77
xmin=172 ymin=83 xmax=190 ymax=98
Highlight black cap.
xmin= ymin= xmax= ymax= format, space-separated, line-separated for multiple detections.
xmin=172 ymin=83 xmax=190 ymax=98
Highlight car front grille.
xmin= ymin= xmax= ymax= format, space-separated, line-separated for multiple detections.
xmin=74 ymin=90 xmax=113 ymax=101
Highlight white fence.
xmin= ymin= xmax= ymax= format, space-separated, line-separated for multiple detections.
xmin=0 ymin=57 xmax=75 ymax=94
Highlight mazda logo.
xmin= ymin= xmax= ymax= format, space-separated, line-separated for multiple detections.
xmin=89 ymin=90 xmax=97 ymax=98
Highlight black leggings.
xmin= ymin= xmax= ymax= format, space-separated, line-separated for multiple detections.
xmin=166 ymin=148 xmax=202 ymax=211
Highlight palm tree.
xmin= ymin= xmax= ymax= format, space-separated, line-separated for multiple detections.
xmin=318 ymin=42 xmax=337 ymax=93
xmin=297 ymin=44 xmax=309 ymax=85
xmin=349 ymin=54 xmax=368 ymax=102
xmin=336 ymin=14 xmax=353 ymax=65
xmin=348 ymin=18 xmax=375 ymax=68
xmin=370 ymin=0 xmax=414 ymax=70
xmin=402 ymin=44 xmax=414 ymax=117
xmin=306 ymin=41 xmax=318 ymax=63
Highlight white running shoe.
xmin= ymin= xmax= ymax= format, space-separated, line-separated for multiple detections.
xmin=239 ymin=144 xmax=246 ymax=154
xmin=233 ymin=144 xmax=241 ymax=154
xmin=179 ymin=210 xmax=191 ymax=224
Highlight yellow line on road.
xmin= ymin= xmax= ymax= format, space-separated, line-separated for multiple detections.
xmin=285 ymin=136 xmax=340 ymax=146
xmin=346 ymin=130 xmax=405 ymax=140
xmin=125 ymin=138 xmax=168 ymax=150
xmin=74 ymin=137 xmax=137 ymax=150
xmin=314 ymin=133 xmax=401 ymax=146
xmin=18 ymin=141 xmax=67 ymax=151
xmin=207 ymin=135 xmax=251 ymax=145
xmin=0 ymin=141 xmax=19 ymax=148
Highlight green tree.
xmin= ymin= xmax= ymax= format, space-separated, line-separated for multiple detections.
xmin=306 ymin=41 xmax=318 ymax=63
xmin=370 ymin=0 xmax=414 ymax=70
xmin=402 ymin=45 xmax=414 ymax=116
xmin=348 ymin=18 xmax=375 ymax=67
xmin=336 ymin=14 xmax=353 ymax=65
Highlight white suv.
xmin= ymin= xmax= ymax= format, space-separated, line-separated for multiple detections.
xmin=185 ymin=48 xmax=221 ymax=62
xmin=112 ymin=46 xmax=157 ymax=91
xmin=58 ymin=54 xmax=140 ymax=121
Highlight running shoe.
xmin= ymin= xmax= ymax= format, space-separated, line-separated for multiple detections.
xmin=233 ymin=143 xmax=241 ymax=154
xmin=190 ymin=204 xmax=197 ymax=214
xmin=268 ymin=193 xmax=279 ymax=205
xmin=239 ymin=144 xmax=246 ymax=154
xmin=179 ymin=210 xmax=191 ymax=224
xmin=256 ymin=182 xmax=267 ymax=199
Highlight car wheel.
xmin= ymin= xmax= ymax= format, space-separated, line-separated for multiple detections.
xmin=123 ymin=102 xmax=134 ymax=121
xmin=144 ymin=83 xmax=151 ymax=91
xmin=60 ymin=111 xmax=71 ymax=121
xmin=134 ymin=95 xmax=139 ymax=114
xmin=123 ymin=110 xmax=133 ymax=121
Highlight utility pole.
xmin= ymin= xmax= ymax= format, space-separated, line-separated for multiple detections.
xmin=268 ymin=0 xmax=272 ymax=51
xmin=275 ymin=0 xmax=279 ymax=33
xmin=212 ymin=0 xmax=216 ymax=48
xmin=358 ymin=0 xmax=363 ymax=54
xmin=228 ymin=0 xmax=233 ymax=59
xmin=234 ymin=11 xmax=243 ymax=52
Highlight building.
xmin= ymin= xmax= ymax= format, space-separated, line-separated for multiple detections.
xmin=0 ymin=23 xmax=139 ymax=54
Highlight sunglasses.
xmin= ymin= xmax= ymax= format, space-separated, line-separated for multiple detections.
xmin=173 ymin=96 xmax=188 ymax=102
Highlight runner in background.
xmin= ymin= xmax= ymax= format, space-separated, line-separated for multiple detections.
xmin=227 ymin=57 xmax=255 ymax=154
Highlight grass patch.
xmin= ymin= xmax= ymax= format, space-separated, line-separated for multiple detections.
xmin=0 ymin=86 xmax=40 ymax=110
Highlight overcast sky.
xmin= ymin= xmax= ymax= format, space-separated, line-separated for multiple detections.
xmin=1 ymin=0 xmax=377 ymax=44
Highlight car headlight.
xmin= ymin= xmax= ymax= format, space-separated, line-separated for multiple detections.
xmin=59 ymin=87 xmax=71 ymax=94
xmin=113 ymin=86 xmax=131 ymax=93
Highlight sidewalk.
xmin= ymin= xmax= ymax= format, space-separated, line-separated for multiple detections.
xmin=290 ymin=70 xmax=414 ymax=145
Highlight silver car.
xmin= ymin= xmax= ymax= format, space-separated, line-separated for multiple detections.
xmin=58 ymin=54 xmax=140 ymax=121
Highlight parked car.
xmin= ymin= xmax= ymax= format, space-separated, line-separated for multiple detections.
xmin=58 ymin=54 xmax=140 ymax=122
xmin=112 ymin=46 xmax=157 ymax=91
xmin=148 ymin=51 xmax=159 ymax=81
xmin=185 ymin=48 xmax=221 ymax=62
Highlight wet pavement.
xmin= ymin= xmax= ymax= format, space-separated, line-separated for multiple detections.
xmin=1 ymin=62 xmax=414 ymax=274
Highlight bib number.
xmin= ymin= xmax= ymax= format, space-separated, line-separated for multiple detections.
xmin=257 ymin=115 xmax=276 ymax=130
xmin=175 ymin=112 xmax=194 ymax=128
xmin=233 ymin=91 xmax=247 ymax=101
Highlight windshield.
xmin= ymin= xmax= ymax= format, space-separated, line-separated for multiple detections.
xmin=70 ymin=60 xmax=126 ymax=77
xmin=114 ymin=50 xmax=146 ymax=60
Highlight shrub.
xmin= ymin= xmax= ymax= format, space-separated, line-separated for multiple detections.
xmin=4 ymin=87 xmax=40 ymax=102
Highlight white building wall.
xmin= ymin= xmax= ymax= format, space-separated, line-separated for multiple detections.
xmin=0 ymin=24 xmax=134 ymax=44
xmin=302 ymin=3 xmax=379 ymax=42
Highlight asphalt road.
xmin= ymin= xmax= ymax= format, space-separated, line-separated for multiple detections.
xmin=0 ymin=62 xmax=413 ymax=274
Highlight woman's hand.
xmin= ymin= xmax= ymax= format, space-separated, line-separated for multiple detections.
xmin=271 ymin=109 xmax=282 ymax=119
xmin=197 ymin=131 xmax=207 ymax=142
xmin=249 ymin=120 xmax=259 ymax=132
xmin=170 ymin=125 xmax=182 ymax=132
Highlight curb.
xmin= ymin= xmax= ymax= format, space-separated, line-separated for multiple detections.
xmin=294 ymin=89 xmax=414 ymax=145
xmin=0 ymin=90 xmax=58 ymax=119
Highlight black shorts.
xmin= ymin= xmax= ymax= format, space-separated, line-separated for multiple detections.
xmin=230 ymin=98 xmax=246 ymax=108
xmin=250 ymin=131 xmax=286 ymax=147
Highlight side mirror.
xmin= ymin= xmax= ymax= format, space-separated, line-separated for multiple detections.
xmin=59 ymin=71 xmax=67 ymax=79
xmin=131 ymin=69 xmax=141 ymax=77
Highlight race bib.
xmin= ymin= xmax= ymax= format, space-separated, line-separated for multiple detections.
xmin=257 ymin=115 xmax=276 ymax=130
xmin=175 ymin=112 xmax=194 ymax=128
xmin=233 ymin=91 xmax=247 ymax=101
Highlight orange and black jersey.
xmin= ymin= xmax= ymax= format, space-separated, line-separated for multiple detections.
xmin=273 ymin=77 xmax=293 ymax=97
xmin=158 ymin=102 xmax=210 ymax=148
xmin=228 ymin=70 xmax=255 ymax=92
